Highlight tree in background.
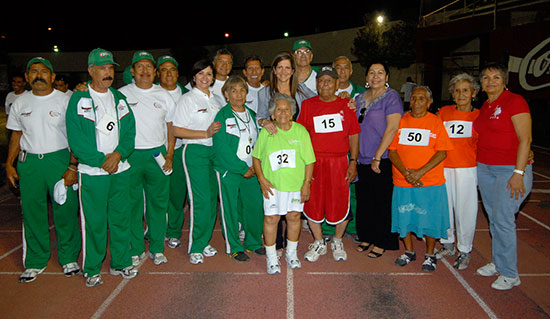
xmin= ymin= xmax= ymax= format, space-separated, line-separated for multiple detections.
xmin=352 ymin=13 xmax=417 ymax=69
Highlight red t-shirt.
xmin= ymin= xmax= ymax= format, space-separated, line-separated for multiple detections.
xmin=297 ymin=96 xmax=361 ymax=156
xmin=389 ymin=112 xmax=453 ymax=187
xmin=438 ymin=105 xmax=480 ymax=168
xmin=473 ymin=90 xmax=530 ymax=165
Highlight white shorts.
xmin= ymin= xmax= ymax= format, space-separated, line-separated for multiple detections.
xmin=263 ymin=189 xmax=304 ymax=216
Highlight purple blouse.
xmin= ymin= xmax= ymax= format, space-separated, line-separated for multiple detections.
xmin=354 ymin=88 xmax=403 ymax=164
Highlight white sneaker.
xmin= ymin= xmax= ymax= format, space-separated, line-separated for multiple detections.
xmin=304 ymin=241 xmax=327 ymax=262
xmin=491 ymin=275 xmax=521 ymax=290
xmin=477 ymin=263 xmax=499 ymax=277
xmin=286 ymin=250 xmax=302 ymax=269
xmin=132 ymin=252 xmax=147 ymax=267
xmin=203 ymin=245 xmax=217 ymax=257
xmin=85 ymin=274 xmax=103 ymax=288
xmin=62 ymin=262 xmax=80 ymax=277
xmin=190 ymin=253 xmax=204 ymax=264
xmin=166 ymin=237 xmax=181 ymax=249
xmin=109 ymin=266 xmax=138 ymax=279
xmin=18 ymin=267 xmax=46 ymax=283
xmin=148 ymin=252 xmax=168 ymax=265
xmin=331 ymin=240 xmax=347 ymax=261
xmin=266 ymin=254 xmax=281 ymax=274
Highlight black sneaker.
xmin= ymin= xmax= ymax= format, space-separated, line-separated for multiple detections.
xmin=395 ymin=251 xmax=416 ymax=267
xmin=247 ymin=247 xmax=266 ymax=256
xmin=230 ymin=251 xmax=250 ymax=262
xmin=421 ymin=255 xmax=437 ymax=272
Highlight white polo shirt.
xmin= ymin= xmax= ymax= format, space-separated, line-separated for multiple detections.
xmin=172 ymin=87 xmax=222 ymax=146
xmin=246 ymin=83 xmax=264 ymax=114
xmin=119 ymin=83 xmax=175 ymax=149
xmin=163 ymin=86 xmax=185 ymax=149
xmin=6 ymin=89 xmax=69 ymax=154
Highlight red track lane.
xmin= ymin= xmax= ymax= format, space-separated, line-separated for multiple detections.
xmin=0 ymin=151 xmax=549 ymax=319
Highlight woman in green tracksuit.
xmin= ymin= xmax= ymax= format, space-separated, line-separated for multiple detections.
xmin=213 ymin=75 xmax=264 ymax=262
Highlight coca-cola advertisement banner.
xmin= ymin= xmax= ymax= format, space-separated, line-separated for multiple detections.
xmin=491 ymin=21 xmax=550 ymax=100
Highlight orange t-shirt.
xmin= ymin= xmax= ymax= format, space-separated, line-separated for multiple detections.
xmin=438 ymin=105 xmax=480 ymax=168
xmin=389 ymin=112 xmax=453 ymax=187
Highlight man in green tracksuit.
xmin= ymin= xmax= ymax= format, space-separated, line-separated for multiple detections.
xmin=212 ymin=75 xmax=264 ymax=262
xmin=6 ymin=57 xmax=81 ymax=283
xmin=65 ymin=48 xmax=138 ymax=287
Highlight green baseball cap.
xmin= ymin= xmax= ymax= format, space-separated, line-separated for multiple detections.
xmin=132 ymin=50 xmax=156 ymax=65
xmin=88 ymin=48 xmax=119 ymax=66
xmin=157 ymin=55 xmax=179 ymax=68
xmin=293 ymin=39 xmax=313 ymax=51
xmin=26 ymin=57 xmax=54 ymax=73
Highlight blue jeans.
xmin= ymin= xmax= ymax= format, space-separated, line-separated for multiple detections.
xmin=477 ymin=163 xmax=533 ymax=277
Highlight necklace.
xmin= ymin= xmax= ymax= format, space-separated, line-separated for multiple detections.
xmin=232 ymin=109 xmax=253 ymax=143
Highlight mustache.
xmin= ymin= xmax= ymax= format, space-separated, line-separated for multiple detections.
xmin=32 ymin=78 xmax=47 ymax=85
xmin=102 ymin=76 xmax=113 ymax=81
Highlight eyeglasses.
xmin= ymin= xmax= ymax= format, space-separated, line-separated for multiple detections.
xmin=294 ymin=49 xmax=311 ymax=55
xmin=358 ymin=107 xmax=366 ymax=123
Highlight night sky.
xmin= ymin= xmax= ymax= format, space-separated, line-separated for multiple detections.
xmin=0 ymin=1 xmax=426 ymax=53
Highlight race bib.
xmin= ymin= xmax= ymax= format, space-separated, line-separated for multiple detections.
xmin=237 ymin=136 xmax=253 ymax=167
xmin=398 ymin=128 xmax=430 ymax=146
xmin=96 ymin=113 xmax=117 ymax=135
xmin=313 ymin=113 xmax=343 ymax=133
xmin=269 ymin=149 xmax=296 ymax=171
xmin=444 ymin=120 xmax=472 ymax=138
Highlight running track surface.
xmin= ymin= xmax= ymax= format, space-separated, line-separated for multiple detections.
xmin=0 ymin=146 xmax=549 ymax=319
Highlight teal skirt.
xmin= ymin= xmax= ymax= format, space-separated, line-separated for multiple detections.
xmin=391 ymin=185 xmax=450 ymax=239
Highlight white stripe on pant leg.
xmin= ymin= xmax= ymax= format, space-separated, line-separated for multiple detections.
xmin=21 ymin=221 xmax=27 ymax=266
xmin=182 ymin=145 xmax=195 ymax=254
xmin=215 ymin=171 xmax=231 ymax=254
xmin=78 ymin=173 xmax=87 ymax=273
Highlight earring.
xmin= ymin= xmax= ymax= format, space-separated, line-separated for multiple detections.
xmin=385 ymin=82 xmax=389 ymax=88
xmin=365 ymin=82 xmax=370 ymax=89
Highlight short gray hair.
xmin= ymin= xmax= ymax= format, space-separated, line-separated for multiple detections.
xmin=412 ymin=85 xmax=433 ymax=99
xmin=268 ymin=93 xmax=297 ymax=117
xmin=448 ymin=72 xmax=480 ymax=94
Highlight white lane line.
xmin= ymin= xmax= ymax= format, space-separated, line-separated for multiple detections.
xmin=531 ymin=189 xmax=550 ymax=193
xmin=91 ymin=261 xmax=147 ymax=319
xmin=287 ymin=269 xmax=294 ymax=319
xmin=519 ymin=211 xmax=550 ymax=231
xmin=146 ymin=271 xmax=264 ymax=275
xmin=476 ymin=228 xmax=530 ymax=231
xmin=441 ymin=258 xmax=498 ymax=319
xmin=91 ymin=277 xmax=131 ymax=319
xmin=0 ymin=245 xmax=22 ymax=261
xmin=533 ymin=171 xmax=550 ymax=180
xmin=307 ymin=272 xmax=431 ymax=276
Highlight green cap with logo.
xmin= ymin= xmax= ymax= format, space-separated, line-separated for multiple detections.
xmin=132 ymin=50 xmax=156 ymax=65
xmin=293 ymin=39 xmax=313 ymax=51
xmin=157 ymin=55 xmax=179 ymax=68
xmin=88 ymin=48 xmax=119 ymax=66
xmin=26 ymin=57 xmax=54 ymax=73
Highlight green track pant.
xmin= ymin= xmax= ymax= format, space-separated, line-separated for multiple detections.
xmin=128 ymin=146 xmax=169 ymax=255
xmin=79 ymin=169 xmax=132 ymax=276
xmin=216 ymin=170 xmax=263 ymax=254
xmin=166 ymin=145 xmax=187 ymax=239
xmin=18 ymin=149 xmax=80 ymax=269
xmin=182 ymin=144 xmax=218 ymax=254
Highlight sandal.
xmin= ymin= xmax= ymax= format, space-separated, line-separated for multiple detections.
xmin=356 ymin=243 xmax=372 ymax=252
xmin=367 ymin=248 xmax=385 ymax=258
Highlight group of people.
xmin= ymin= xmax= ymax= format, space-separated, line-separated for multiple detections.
xmin=4 ymin=38 xmax=533 ymax=291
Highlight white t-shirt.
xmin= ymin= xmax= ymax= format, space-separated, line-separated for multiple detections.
xmin=302 ymin=69 xmax=318 ymax=94
xmin=5 ymin=90 xmax=28 ymax=115
xmin=246 ymin=83 xmax=264 ymax=114
xmin=119 ymin=83 xmax=175 ymax=149
xmin=172 ymin=88 xmax=222 ymax=146
xmin=212 ymin=78 xmax=227 ymax=107
xmin=163 ymin=86 xmax=185 ymax=149
xmin=6 ymin=89 xmax=69 ymax=154
xmin=335 ymin=83 xmax=354 ymax=98
xmin=400 ymin=82 xmax=416 ymax=102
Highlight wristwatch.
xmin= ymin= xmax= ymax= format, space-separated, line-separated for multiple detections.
xmin=513 ymin=169 xmax=525 ymax=176
xmin=372 ymin=157 xmax=380 ymax=162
